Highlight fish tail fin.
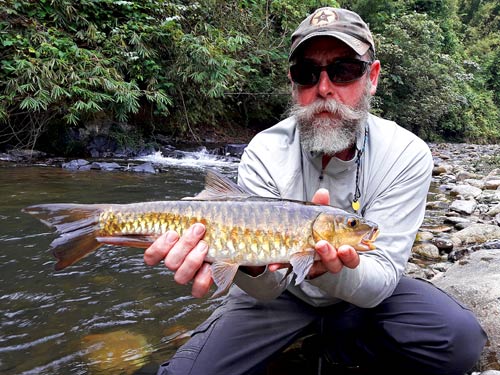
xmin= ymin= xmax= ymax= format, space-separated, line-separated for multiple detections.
xmin=23 ymin=203 xmax=105 ymax=270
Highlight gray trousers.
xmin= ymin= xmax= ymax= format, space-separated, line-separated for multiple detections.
xmin=158 ymin=277 xmax=486 ymax=375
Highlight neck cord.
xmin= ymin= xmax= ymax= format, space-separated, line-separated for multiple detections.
xmin=352 ymin=125 xmax=368 ymax=212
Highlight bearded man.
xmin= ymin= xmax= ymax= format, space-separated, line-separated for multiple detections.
xmin=145 ymin=7 xmax=486 ymax=375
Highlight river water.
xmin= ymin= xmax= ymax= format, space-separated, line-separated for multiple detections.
xmin=0 ymin=148 xmax=446 ymax=375
xmin=0 ymin=151 xmax=239 ymax=375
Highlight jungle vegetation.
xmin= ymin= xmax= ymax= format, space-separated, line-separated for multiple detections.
xmin=1 ymin=0 xmax=499 ymax=154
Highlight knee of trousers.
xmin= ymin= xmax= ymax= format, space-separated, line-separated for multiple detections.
xmin=393 ymin=308 xmax=488 ymax=375
xmin=443 ymin=309 xmax=487 ymax=374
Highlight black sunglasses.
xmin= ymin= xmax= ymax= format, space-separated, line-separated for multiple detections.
xmin=289 ymin=58 xmax=372 ymax=86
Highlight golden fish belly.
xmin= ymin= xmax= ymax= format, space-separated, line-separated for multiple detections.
xmin=98 ymin=200 xmax=318 ymax=264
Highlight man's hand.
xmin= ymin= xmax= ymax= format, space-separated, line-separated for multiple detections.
xmin=268 ymin=188 xmax=361 ymax=278
xmin=144 ymin=223 xmax=213 ymax=298
xmin=308 ymin=188 xmax=360 ymax=278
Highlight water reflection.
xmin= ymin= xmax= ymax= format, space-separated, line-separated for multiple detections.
xmin=0 ymin=162 xmax=234 ymax=375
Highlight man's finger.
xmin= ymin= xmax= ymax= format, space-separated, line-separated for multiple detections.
xmin=315 ymin=240 xmax=343 ymax=274
xmin=165 ymin=223 xmax=206 ymax=270
xmin=337 ymin=245 xmax=360 ymax=269
xmin=191 ymin=263 xmax=213 ymax=298
xmin=174 ymin=240 xmax=209 ymax=285
xmin=311 ymin=188 xmax=330 ymax=205
xmin=144 ymin=231 xmax=179 ymax=266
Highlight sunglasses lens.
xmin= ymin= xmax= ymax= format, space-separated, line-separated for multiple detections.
xmin=290 ymin=63 xmax=320 ymax=86
xmin=290 ymin=59 xmax=370 ymax=85
xmin=328 ymin=60 xmax=367 ymax=83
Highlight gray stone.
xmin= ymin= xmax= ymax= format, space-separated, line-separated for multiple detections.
xmin=129 ymin=162 xmax=156 ymax=174
xmin=487 ymin=203 xmax=500 ymax=216
xmin=412 ymin=243 xmax=441 ymax=260
xmin=452 ymin=224 xmax=500 ymax=246
xmin=450 ymin=185 xmax=483 ymax=199
xmin=433 ymin=250 xmax=500 ymax=371
xmin=450 ymin=199 xmax=477 ymax=215
xmin=485 ymin=180 xmax=500 ymax=190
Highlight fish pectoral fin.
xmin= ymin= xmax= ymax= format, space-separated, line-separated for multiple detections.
xmin=290 ymin=251 xmax=315 ymax=285
xmin=96 ymin=236 xmax=157 ymax=249
xmin=210 ymin=261 xmax=240 ymax=299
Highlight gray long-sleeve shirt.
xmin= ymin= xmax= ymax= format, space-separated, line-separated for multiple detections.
xmin=233 ymin=113 xmax=433 ymax=308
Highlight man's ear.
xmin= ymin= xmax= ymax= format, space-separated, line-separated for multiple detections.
xmin=288 ymin=70 xmax=298 ymax=99
xmin=369 ymin=60 xmax=381 ymax=95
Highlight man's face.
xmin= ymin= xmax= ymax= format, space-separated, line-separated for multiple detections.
xmin=288 ymin=37 xmax=380 ymax=156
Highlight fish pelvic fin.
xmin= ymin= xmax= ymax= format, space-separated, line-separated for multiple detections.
xmin=22 ymin=203 xmax=106 ymax=270
xmin=209 ymin=261 xmax=240 ymax=298
xmin=290 ymin=250 xmax=315 ymax=285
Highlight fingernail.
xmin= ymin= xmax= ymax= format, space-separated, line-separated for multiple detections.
xmin=197 ymin=241 xmax=208 ymax=254
xmin=193 ymin=223 xmax=205 ymax=236
xmin=165 ymin=231 xmax=178 ymax=243
xmin=317 ymin=243 xmax=328 ymax=254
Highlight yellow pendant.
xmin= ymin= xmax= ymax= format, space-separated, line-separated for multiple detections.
xmin=352 ymin=200 xmax=360 ymax=211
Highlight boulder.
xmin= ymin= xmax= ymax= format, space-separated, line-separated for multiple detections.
xmin=433 ymin=249 xmax=500 ymax=371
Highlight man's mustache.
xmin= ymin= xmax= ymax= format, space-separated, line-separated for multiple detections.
xmin=294 ymin=99 xmax=366 ymax=121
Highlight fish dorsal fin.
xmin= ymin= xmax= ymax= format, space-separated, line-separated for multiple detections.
xmin=191 ymin=169 xmax=251 ymax=200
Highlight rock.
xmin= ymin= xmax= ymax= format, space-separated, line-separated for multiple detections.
xmin=404 ymin=262 xmax=427 ymax=279
xmin=450 ymin=185 xmax=483 ymax=199
xmin=433 ymin=165 xmax=449 ymax=176
xmin=452 ymin=224 xmax=500 ymax=246
xmin=432 ymin=237 xmax=454 ymax=253
xmin=484 ymin=180 xmax=500 ymax=190
xmin=81 ymin=329 xmax=152 ymax=375
xmin=426 ymin=201 xmax=450 ymax=210
xmin=62 ymin=159 xmax=90 ymax=170
xmin=415 ymin=231 xmax=434 ymax=242
xmin=444 ymin=216 xmax=472 ymax=225
xmin=486 ymin=203 xmax=500 ymax=216
xmin=412 ymin=243 xmax=441 ymax=260
xmin=464 ymin=179 xmax=486 ymax=189
xmin=450 ymin=199 xmax=477 ymax=215
xmin=224 ymin=144 xmax=247 ymax=157
xmin=487 ymin=169 xmax=500 ymax=180
xmin=90 ymin=161 xmax=122 ymax=171
xmin=457 ymin=171 xmax=480 ymax=181
xmin=129 ymin=162 xmax=156 ymax=174
xmin=433 ymin=250 xmax=500 ymax=371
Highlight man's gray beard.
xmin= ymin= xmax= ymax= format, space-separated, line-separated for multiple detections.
xmin=288 ymin=81 xmax=372 ymax=155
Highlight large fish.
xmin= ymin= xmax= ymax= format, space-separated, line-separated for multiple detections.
xmin=23 ymin=170 xmax=379 ymax=297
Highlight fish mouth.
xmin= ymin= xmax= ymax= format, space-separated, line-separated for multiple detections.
xmin=361 ymin=227 xmax=379 ymax=250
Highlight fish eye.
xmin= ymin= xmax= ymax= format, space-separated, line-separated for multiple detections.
xmin=347 ymin=218 xmax=358 ymax=227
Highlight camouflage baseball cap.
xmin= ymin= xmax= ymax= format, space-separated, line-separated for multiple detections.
xmin=289 ymin=7 xmax=375 ymax=60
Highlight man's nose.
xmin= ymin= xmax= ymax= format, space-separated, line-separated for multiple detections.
xmin=317 ymin=70 xmax=336 ymax=98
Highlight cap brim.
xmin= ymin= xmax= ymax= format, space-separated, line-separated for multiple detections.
xmin=289 ymin=31 xmax=370 ymax=60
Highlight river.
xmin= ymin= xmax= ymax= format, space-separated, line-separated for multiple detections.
xmin=0 ymin=151 xmax=239 ymax=375
xmin=0 ymin=146 xmax=450 ymax=375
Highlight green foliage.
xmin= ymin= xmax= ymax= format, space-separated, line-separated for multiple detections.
xmin=347 ymin=0 xmax=499 ymax=143
xmin=0 ymin=0 xmax=499 ymax=153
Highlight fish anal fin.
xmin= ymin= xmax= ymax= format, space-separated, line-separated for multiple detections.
xmin=290 ymin=250 xmax=315 ymax=285
xmin=210 ymin=261 xmax=240 ymax=298
xmin=96 ymin=236 xmax=157 ymax=249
